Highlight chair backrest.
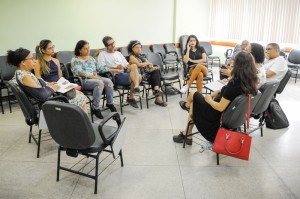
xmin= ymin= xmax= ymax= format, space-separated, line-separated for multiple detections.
xmin=252 ymin=81 xmax=280 ymax=115
xmin=146 ymin=52 xmax=164 ymax=70
xmin=165 ymin=43 xmax=177 ymax=54
xmin=199 ymin=41 xmax=213 ymax=56
xmin=141 ymin=45 xmax=152 ymax=55
xmin=66 ymin=63 xmax=74 ymax=77
xmin=119 ymin=47 xmax=129 ymax=59
xmin=0 ymin=56 xmax=17 ymax=81
xmin=89 ymin=49 xmax=98 ymax=59
xmin=276 ymin=69 xmax=292 ymax=94
xmin=152 ymin=44 xmax=166 ymax=57
xmin=179 ymin=35 xmax=189 ymax=54
xmin=8 ymin=80 xmax=39 ymax=125
xmin=233 ymin=44 xmax=241 ymax=53
xmin=42 ymin=101 xmax=96 ymax=149
xmin=222 ymin=93 xmax=261 ymax=129
xmin=56 ymin=51 xmax=75 ymax=67
xmin=60 ymin=64 xmax=69 ymax=79
xmin=287 ymin=49 xmax=300 ymax=64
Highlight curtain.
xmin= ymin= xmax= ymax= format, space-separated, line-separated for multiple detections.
xmin=209 ymin=0 xmax=300 ymax=44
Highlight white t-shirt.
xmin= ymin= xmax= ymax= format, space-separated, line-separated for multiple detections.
xmin=98 ymin=50 xmax=128 ymax=68
xmin=257 ymin=64 xmax=266 ymax=88
xmin=264 ymin=56 xmax=288 ymax=82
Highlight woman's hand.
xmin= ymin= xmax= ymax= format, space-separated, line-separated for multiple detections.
xmin=186 ymin=44 xmax=191 ymax=52
xmin=220 ymin=68 xmax=231 ymax=77
xmin=47 ymin=82 xmax=56 ymax=86
xmin=211 ymin=90 xmax=220 ymax=100
xmin=205 ymin=95 xmax=212 ymax=103
xmin=50 ymin=84 xmax=60 ymax=92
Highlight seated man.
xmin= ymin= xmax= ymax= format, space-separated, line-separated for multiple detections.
xmin=221 ymin=40 xmax=249 ymax=79
xmin=98 ymin=36 xmax=141 ymax=108
xmin=264 ymin=43 xmax=288 ymax=82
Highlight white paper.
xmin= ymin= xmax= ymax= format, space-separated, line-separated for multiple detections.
xmin=56 ymin=77 xmax=77 ymax=93
xmin=204 ymin=81 xmax=226 ymax=92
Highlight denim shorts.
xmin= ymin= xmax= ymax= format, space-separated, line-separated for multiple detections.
xmin=115 ymin=73 xmax=131 ymax=86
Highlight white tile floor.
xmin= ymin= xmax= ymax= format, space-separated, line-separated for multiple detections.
xmin=1 ymin=68 xmax=300 ymax=199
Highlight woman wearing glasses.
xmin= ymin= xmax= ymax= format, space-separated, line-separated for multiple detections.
xmin=34 ymin=40 xmax=62 ymax=82
xmin=7 ymin=48 xmax=88 ymax=112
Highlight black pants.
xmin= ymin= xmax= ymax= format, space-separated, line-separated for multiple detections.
xmin=149 ymin=70 xmax=161 ymax=90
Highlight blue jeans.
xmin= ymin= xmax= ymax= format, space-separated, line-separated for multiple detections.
xmin=83 ymin=77 xmax=113 ymax=109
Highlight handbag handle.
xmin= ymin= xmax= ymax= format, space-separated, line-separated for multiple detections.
xmin=224 ymin=133 xmax=245 ymax=154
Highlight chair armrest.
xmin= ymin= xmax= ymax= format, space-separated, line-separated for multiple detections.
xmin=98 ymin=112 xmax=122 ymax=144
xmin=68 ymin=76 xmax=83 ymax=87
xmin=48 ymin=95 xmax=69 ymax=103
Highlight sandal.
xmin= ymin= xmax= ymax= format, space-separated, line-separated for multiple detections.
xmin=155 ymin=100 xmax=168 ymax=107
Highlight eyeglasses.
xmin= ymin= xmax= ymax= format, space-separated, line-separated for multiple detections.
xmin=46 ymin=45 xmax=55 ymax=50
xmin=107 ymin=41 xmax=115 ymax=47
xmin=24 ymin=57 xmax=35 ymax=61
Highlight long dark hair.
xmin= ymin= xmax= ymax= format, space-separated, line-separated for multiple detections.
xmin=35 ymin=39 xmax=52 ymax=75
xmin=250 ymin=43 xmax=264 ymax=64
xmin=185 ymin=35 xmax=201 ymax=50
xmin=74 ymin=40 xmax=89 ymax=56
xmin=231 ymin=51 xmax=258 ymax=95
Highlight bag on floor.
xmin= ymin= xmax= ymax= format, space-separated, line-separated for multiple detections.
xmin=265 ymin=98 xmax=289 ymax=129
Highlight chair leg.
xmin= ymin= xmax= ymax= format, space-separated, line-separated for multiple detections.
xmin=29 ymin=125 xmax=32 ymax=143
xmin=7 ymin=88 xmax=12 ymax=113
xmin=0 ymin=89 xmax=4 ymax=114
xmin=216 ymin=153 xmax=220 ymax=165
xmin=178 ymin=79 xmax=182 ymax=98
xmin=57 ymin=147 xmax=61 ymax=181
xmin=94 ymin=152 xmax=100 ymax=194
xmin=37 ymin=129 xmax=42 ymax=158
xmin=164 ymin=85 xmax=168 ymax=102
xmin=119 ymin=150 xmax=124 ymax=167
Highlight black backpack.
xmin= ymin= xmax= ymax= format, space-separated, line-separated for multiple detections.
xmin=265 ymin=98 xmax=289 ymax=129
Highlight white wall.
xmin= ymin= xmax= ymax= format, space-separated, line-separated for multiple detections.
xmin=175 ymin=0 xmax=211 ymax=41
xmin=0 ymin=0 xmax=176 ymax=55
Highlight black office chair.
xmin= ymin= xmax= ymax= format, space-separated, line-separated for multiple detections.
xmin=42 ymin=101 xmax=127 ymax=194
xmin=249 ymin=81 xmax=280 ymax=136
xmin=147 ymin=52 xmax=182 ymax=102
xmin=182 ymin=94 xmax=261 ymax=165
xmin=0 ymin=56 xmax=17 ymax=114
xmin=152 ymin=44 xmax=179 ymax=72
xmin=56 ymin=51 xmax=75 ymax=67
xmin=275 ymin=69 xmax=292 ymax=97
xmin=141 ymin=45 xmax=152 ymax=55
xmin=165 ymin=43 xmax=182 ymax=69
xmin=179 ymin=35 xmax=189 ymax=55
xmin=287 ymin=49 xmax=300 ymax=83
xmin=8 ymin=80 xmax=68 ymax=158
xmin=119 ymin=47 xmax=130 ymax=61
xmin=199 ymin=41 xmax=220 ymax=68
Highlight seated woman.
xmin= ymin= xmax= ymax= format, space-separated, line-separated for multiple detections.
xmin=173 ymin=52 xmax=258 ymax=146
xmin=180 ymin=35 xmax=208 ymax=94
xmin=127 ymin=40 xmax=167 ymax=107
xmin=246 ymin=43 xmax=266 ymax=88
xmin=34 ymin=39 xmax=61 ymax=82
xmin=7 ymin=48 xmax=88 ymax=112
xmin=71 ymin=40 xmax=116 ymax=119
xmin=221 ymin=43 xmax=266 ymax=88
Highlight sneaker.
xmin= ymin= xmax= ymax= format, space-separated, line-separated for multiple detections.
xmin=199 ymin=141 xmax=213 ymax=153
xmin=153 ymin=90 xmax=163 ymax=97
xmin=179 ymin=85 xmax=189 ymax=94
xmin=106 ymin=104 xmax=117 ymax=112
xmin=127 ymin=98 xmax=139 ymax=108
xmin=92 ymin=108 xmax=103 ymax=119
xmin=179 ymin=101 xmax=189 ymax=111
xmin=133 ymin=87 xmax=140 ymax=94
xmin=173 ymin=132 xmax=192 ymax=145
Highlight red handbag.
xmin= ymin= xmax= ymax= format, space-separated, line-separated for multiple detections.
xmin=212 ymin=95 xmax=252 ymax=160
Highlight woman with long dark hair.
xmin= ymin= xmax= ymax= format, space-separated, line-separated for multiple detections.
xmin=180 ymin=34 xmax=208 ymax=94
xmin=173 ymin=51 xmax=258 ymax=146
xmin=127 ymin=40 xmax=167 ymax=107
